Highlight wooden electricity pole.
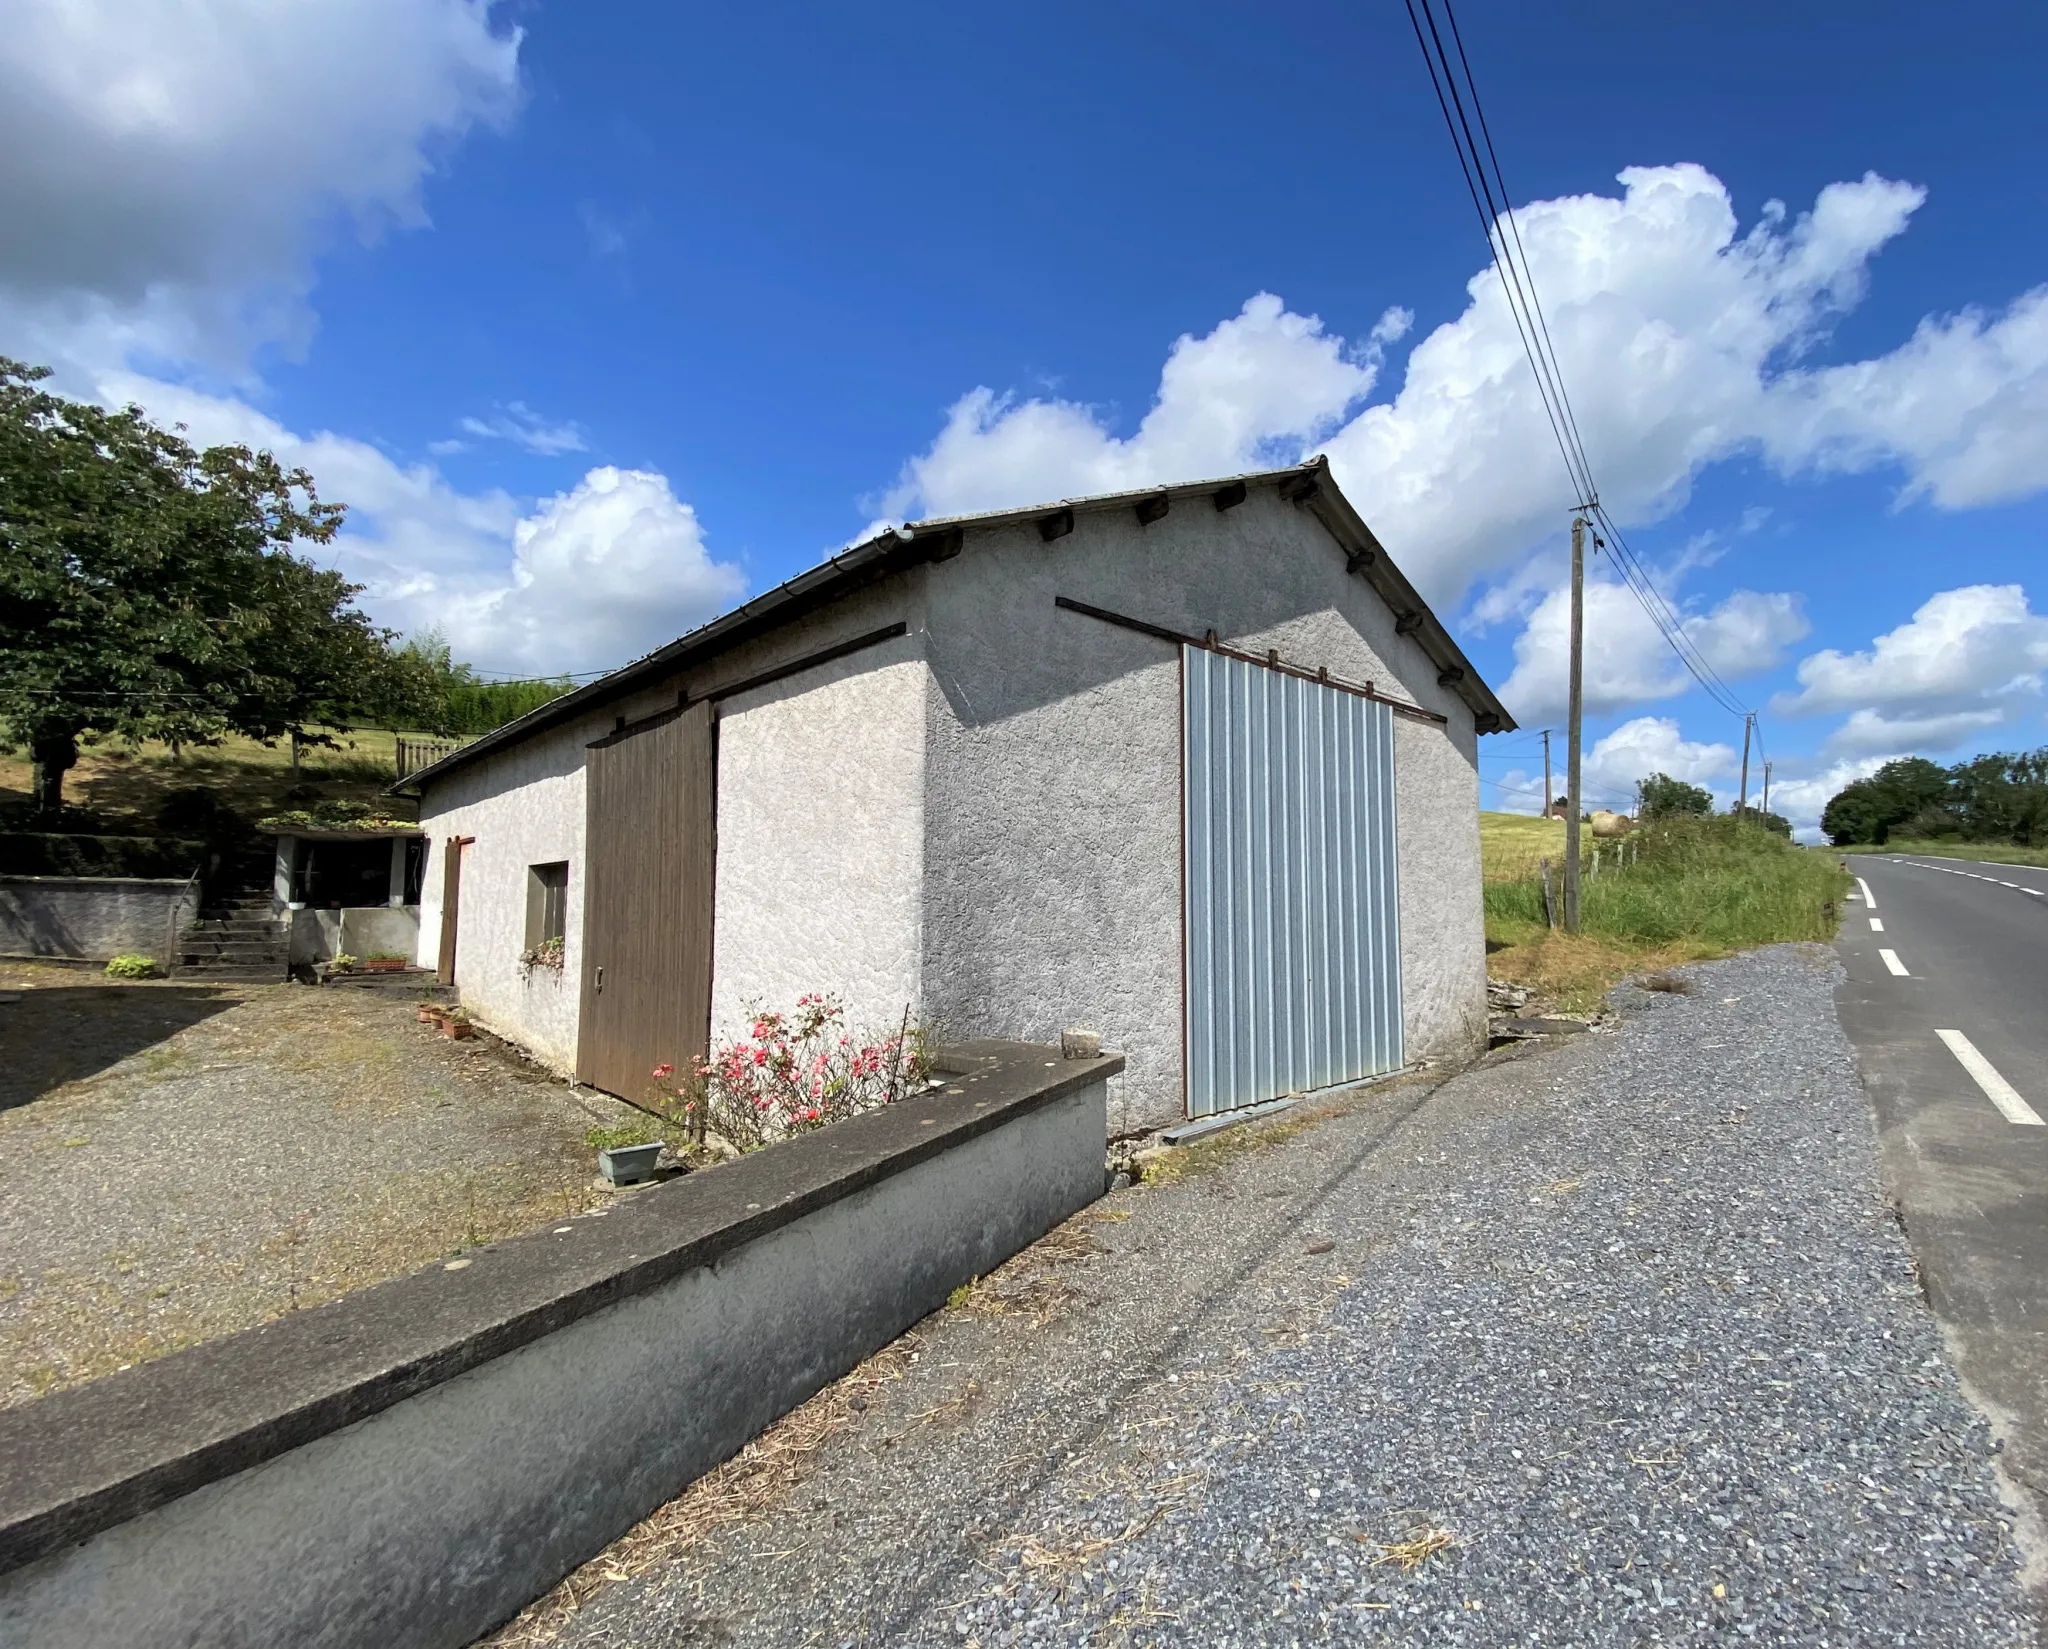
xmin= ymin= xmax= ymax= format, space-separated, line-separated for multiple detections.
xmin=1762 ymin=760 xmax=1772 ymax=820
xmin=1542 ymin=728 xmax=1553 ymax=817
xmin=1737 ymin=712 xmax=1754 ymax=817
xmin=1564 ymin=514 xmax=1586 ymax=934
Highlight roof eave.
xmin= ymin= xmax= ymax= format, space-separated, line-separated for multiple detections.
xmin=1292 ymin=458 xmax=1518 ymax=735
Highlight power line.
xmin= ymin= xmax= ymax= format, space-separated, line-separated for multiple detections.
xmin=1400 ymin=0 xmax=1756 ymax=728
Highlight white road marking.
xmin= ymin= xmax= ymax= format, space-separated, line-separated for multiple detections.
xmin=1937 ymin=1030 xmax=2045 ymax=1127
xmin=1858 ymin=877 xmax=1875 ymax=908
xmin=1869 ymin=917 xmax=1884 ymax=932
xmin=1880 ymin=949 xmax=1910 ymax=976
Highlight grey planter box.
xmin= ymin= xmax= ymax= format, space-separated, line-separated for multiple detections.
xmin=598 ymin=1143 xmax=663 ymax=1186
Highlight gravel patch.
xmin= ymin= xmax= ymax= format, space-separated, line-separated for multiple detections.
xmin=497 ymin=945 xmax=2032 ymax=1647
xmin=0 ymin=963 xmax=640 ymax=1407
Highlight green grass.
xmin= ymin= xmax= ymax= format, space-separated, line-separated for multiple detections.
xmin=1839 ymin=839 xmax=2048 ymax=869
xmin=1483 ymin=816 xmax=1850 ymax=1012
xmin=584 ymin=1123 xmax=659 ymax=1152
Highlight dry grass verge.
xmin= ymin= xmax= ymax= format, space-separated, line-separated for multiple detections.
xmin=482 ymin=1339 xmax=922 ymax=1646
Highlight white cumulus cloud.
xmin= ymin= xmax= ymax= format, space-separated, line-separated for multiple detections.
xmin=0 ymin=3 xmax=750 ymax=680
xmin=437 ymin=468 xmax=747 ymax=676
xmin=880 ymin=294 xmax=1403 ymax=519
xmin=1585 ymin=716 xmax=1740 ymax=801
xmin=0 ymin=0 xmax=522 ymax=376
xmin=883 ymin=165 xmax=2048 ymax=630
xmin=1774 ymin=584 xmax=2048 ymax=755
xmin=1496 ymin=578 xmax=1807 ymax=727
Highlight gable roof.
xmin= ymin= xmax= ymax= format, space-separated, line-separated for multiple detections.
xmin=392 ymin=457 xmax=1512 ymax=797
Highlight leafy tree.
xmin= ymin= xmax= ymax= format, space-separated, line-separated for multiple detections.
xmin=1637 ymin=772 xmax=1714 ymax=820
xmin=0 ymin=358 xmax=345 ymax=814
xmin=1820 ymin=757 xmax=1950 ymax=845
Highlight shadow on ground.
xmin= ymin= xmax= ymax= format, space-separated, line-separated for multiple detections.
xmin=0 ymin=984 xmax=242 ymax=1112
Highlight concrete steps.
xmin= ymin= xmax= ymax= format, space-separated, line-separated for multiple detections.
xmin=179 ymin=894 xmax=286 ymax=981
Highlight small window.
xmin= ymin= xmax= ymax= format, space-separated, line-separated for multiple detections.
xmin=526 ymin=861 xmax=569 ymax=949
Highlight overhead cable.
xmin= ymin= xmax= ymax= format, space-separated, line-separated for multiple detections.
xmin=1400 ymin=0 xmax=1755 ymax=725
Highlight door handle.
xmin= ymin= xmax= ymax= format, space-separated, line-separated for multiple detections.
xmin=594 ymin=965 xmax=603 ymax=993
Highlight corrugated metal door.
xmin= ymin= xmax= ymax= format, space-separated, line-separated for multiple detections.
xmin=578 ymin=700 xmax=716 ymax=1099
xmin=1183 ymin=646 xmax=1402 ymax=1117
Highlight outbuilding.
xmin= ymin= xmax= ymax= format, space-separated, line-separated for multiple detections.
xmin=394 ymin=458 xmax=1513 ymax=1131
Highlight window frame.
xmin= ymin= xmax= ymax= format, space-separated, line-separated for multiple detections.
xmin=525 ymin=860 xmax=570 ymax=952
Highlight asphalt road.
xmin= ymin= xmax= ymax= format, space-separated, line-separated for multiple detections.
xmin=1836 ymin=853 xmax=2048 ymax=1611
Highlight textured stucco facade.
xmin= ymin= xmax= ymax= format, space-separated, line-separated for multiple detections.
xmin=415 ymin=714 xmax=593 ymax=1073
xmin=710 ymin=638 xmax=928 ymax=1044
xmin=410 ymin=470 xmax=1491 ymax=1123
xmin=919 ymin=487 xmax=1485 ymax=1129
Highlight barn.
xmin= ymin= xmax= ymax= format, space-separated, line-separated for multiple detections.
xmin=394 ymin=457 xmax=1513 ymax=1131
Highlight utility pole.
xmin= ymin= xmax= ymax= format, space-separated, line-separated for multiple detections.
xmin=1542 ymin=728 xmax=1553 ymax=818
xmin=1564 ymin=514 xmax=1586 ymax=935
xmin=1737 ymin=713 xmax=1754 ymax=817
xmin=1762 ymin=760 xmax=1772 ymax=820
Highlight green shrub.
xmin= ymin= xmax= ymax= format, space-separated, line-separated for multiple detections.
xmin=0 ymin=833 xmax=207 ymax=878
xmin=104 ymin=954 xmax=161 ymax=979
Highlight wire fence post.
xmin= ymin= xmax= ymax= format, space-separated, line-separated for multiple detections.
xmin=1540 ymin=857 xmax=1556 ymax=930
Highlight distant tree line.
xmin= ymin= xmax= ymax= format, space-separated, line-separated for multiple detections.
xmin=1822 ymin=750 xmax=2048 ymax=846
xmin=0 ymin=360 xmax=573 ymax=816
xmin=391 ymin=634 xmax=572 ymax=737
xmin=1634 ymin=771 xmax=1791 ymax=837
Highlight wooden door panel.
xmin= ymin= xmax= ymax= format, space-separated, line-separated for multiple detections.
xmin=577 ymin=701 xmax=715 ymax=1099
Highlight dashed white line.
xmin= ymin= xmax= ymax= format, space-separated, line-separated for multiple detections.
xmin=1857 ymin=877 xmax=1875 ymax=909
xmin=1869 ymin=917 xmax=1884 ymax=932
xmin=1937 ymin=1030 xmax=2045 ymax=1127
xmin=1880 ymin=948 xmax=1910 ymax=977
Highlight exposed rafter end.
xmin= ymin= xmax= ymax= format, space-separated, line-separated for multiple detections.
xmin=1134 ymin=492 xmax=1170 ymax=526
xmin=1279 ymin=473 xmax=1320 ymax=503
xmin=1038 ymin=507 xmax=1074 ymax=543
xmin=1474 ymin=712 xmax=1503 ymax=735
xmin=1211 ymin=480 xmax=1248 ymax=512
xmin=1394 ymin=611 xmax=1423 ymax=636
xmin=1345 ymin=547 xmax=1376 ymax=576
xmin=918 ymin=527 xmax=964 ymax=563
xmin=1436 ymin=666 xmax=1465 ymax=687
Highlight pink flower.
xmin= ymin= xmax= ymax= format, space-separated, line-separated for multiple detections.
xmin=651 ymin=1063 xmax=674 ymax=1079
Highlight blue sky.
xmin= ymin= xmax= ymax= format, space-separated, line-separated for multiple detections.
xmin=5 ymin=0 xmax=2046 ymax=834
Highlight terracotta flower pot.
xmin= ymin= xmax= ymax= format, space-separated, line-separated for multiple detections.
xmin=443 ymin=1019 xmax=474 ymax=1040
xmin=417 ymin=1005 xmax=447 ymax=1024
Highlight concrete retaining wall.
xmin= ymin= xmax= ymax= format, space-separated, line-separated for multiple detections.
xmin=0 ymin=876 xmax=199 ymax=965
xmin=288 ymin=906 xmax=422 ymax=967
xmin=0 ymin=1042 xmax=1117 ymax=1649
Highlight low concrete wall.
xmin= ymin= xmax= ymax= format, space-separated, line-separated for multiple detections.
xmin=288 ymin=906 xmax=421 ymax=966
xmin=0 ymin=1041 xmax=1118 ymax=1649
xmin=0 ymin=876 xmax=198 ymax=965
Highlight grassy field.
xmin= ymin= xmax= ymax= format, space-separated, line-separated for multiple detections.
xmin=0 ymin=728 xmax=447 ymax=831
xmin=1478 ymin=809 xmax=1568 ymax=882
xmin=1839 ymin=839 xmax=2048 ymax=869
xmin=1480 ymin=811 xmax=1850 ymax=1012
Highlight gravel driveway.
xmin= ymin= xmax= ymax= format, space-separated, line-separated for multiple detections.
xmin=490 ymin=944 xmax=2033 ymax=1647
xmin=0 ymin=964 xmax=633 ymax=1409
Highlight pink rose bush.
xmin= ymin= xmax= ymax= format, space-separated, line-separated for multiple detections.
xmin=646 ymin=994 xmax=928 ymax=1155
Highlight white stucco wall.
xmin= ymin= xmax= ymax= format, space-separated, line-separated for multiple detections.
xmin=709 ymin=639 xmax=928 ymax=1049
xmin=921 ymin=484 xmax=1487 ymax=1128
xmin=414 ymin=716 xmax=594 ymax=1074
